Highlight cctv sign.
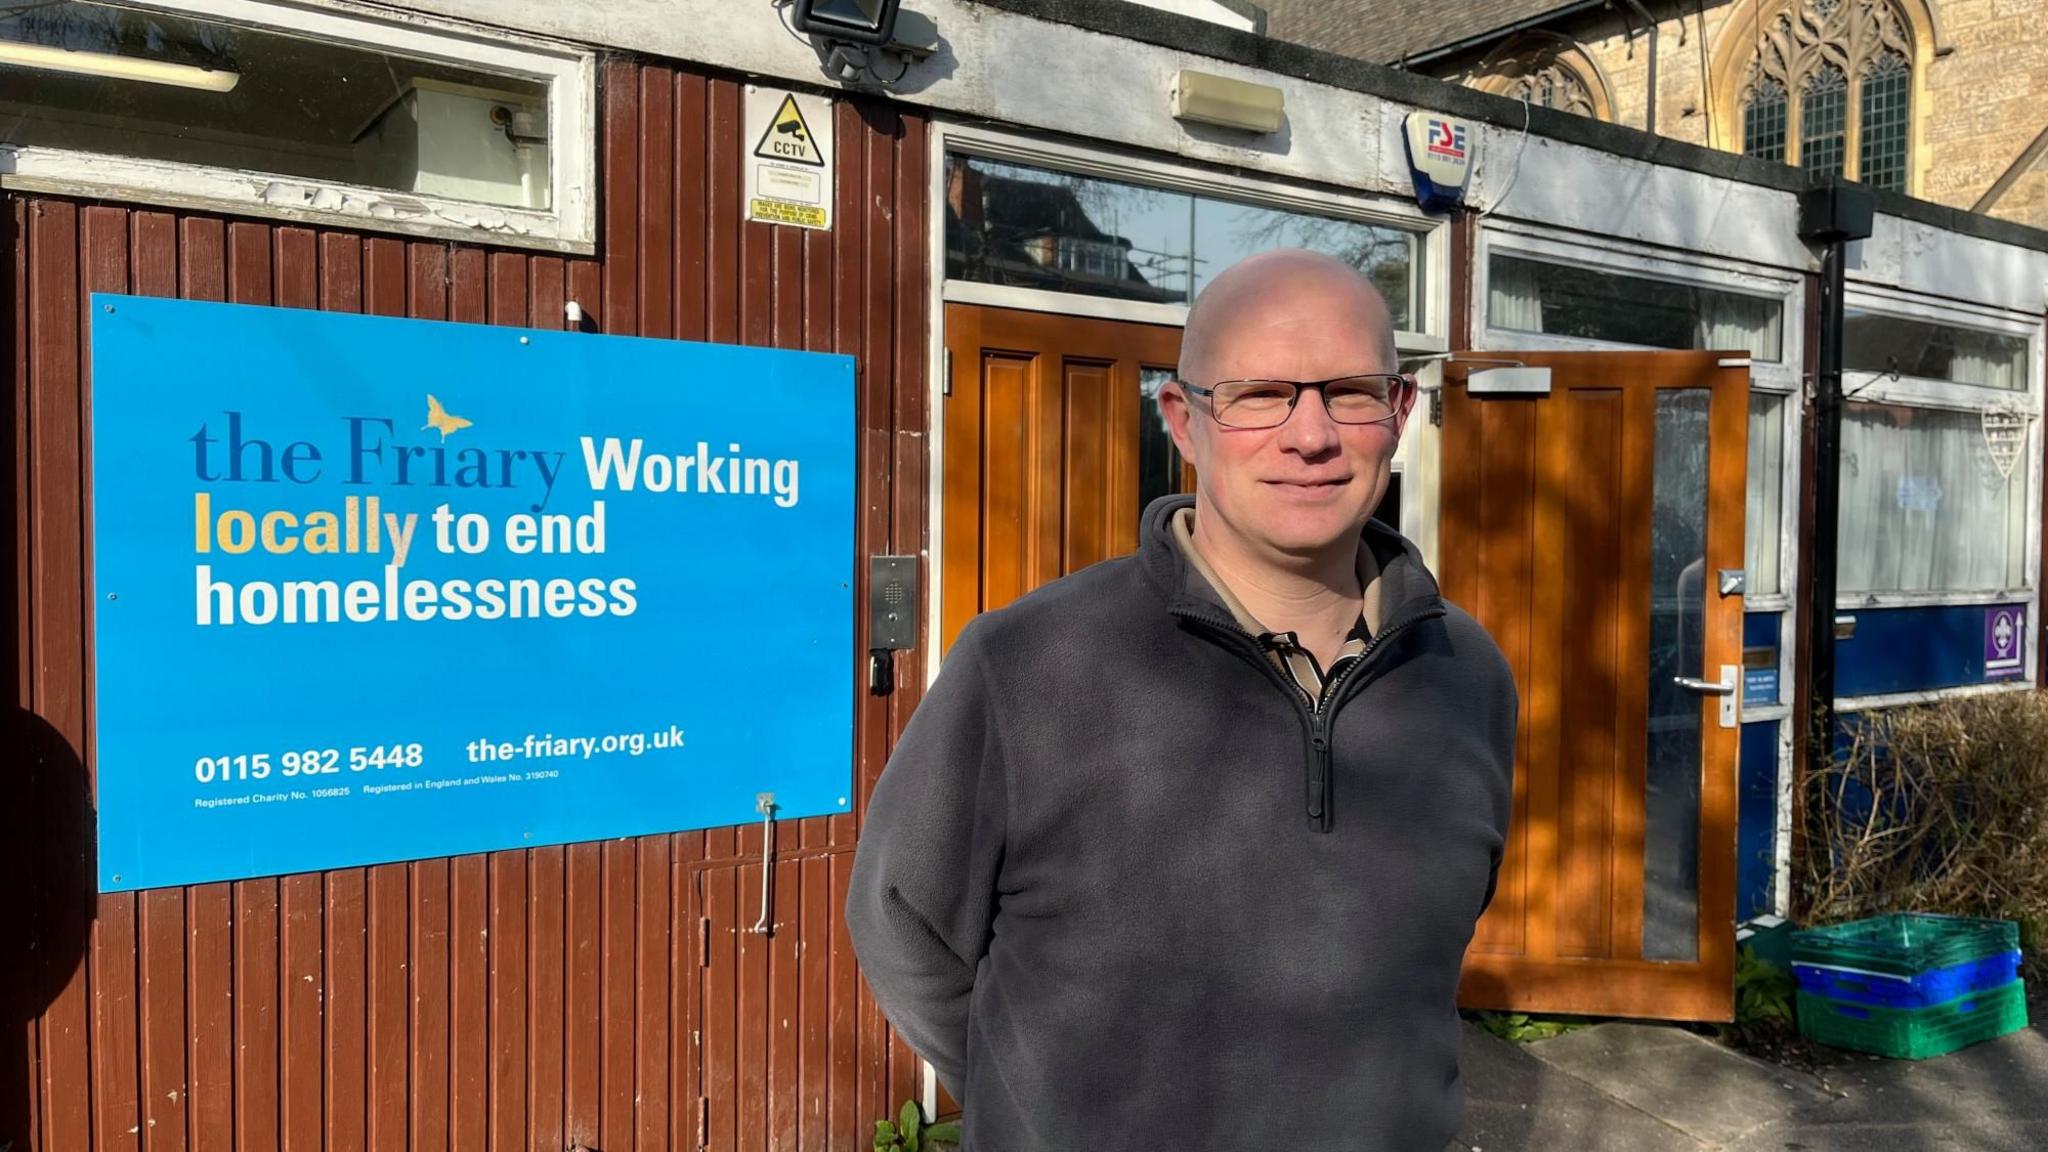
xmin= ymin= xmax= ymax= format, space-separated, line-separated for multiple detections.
xmin=745 ymin=87 xmax=835 ymax=231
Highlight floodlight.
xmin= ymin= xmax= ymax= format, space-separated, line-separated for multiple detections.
xmin=791 ymin=0 xmax=900 ymax=47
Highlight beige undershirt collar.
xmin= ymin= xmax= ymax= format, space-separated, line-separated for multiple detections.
xmin=1170 ymin=508 xmax=1383 ymax=693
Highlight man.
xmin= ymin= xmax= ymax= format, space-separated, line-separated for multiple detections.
xmin=847 ymin=249 xmax=1517 ymax=1150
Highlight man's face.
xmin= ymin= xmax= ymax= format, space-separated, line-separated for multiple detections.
xmin=1162 ymin=278 xmax=1411 ymax=559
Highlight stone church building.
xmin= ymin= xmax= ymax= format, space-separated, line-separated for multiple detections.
xmin=1262 ymin=0 xmax=2048 ymax=227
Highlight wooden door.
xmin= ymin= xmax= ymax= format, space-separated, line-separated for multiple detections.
xmin=1446 ymin=351 xmax=1750 ymax=1022
xmin=941 ymin=303 xmax=1183 ymax=650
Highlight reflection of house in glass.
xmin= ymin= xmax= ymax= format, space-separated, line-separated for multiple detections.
xmin=946 ymin=160 xmax=1189 ymax=305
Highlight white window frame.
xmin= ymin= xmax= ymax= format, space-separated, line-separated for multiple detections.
xmin=1479 ymin=223 xmax=1813 ymax=920
xmin=1477 ymin=223 xmax=1806 ymax=379
xmin=936 ymin=122 xmax=1450 ymax=352
xmin=1838 ymin=284 xmax=2041 ymax=413
xmin=1476 ymin=223 xmax=1807 ymax=717
xmin=0 ymin=0 xmax=598 ymax=253
xmin=1829 ymin=284 xmax=2042 ymax=725
xmin=926 ymin=119 xmax=1451 ymax=681
xmin=1833 ymin=285 xmax=2042 ymax=613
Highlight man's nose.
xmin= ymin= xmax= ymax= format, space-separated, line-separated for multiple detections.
xmin=1279 ymin=387 xmax=1341 ymax=454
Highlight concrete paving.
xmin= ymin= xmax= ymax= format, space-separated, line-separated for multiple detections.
xmin=1525 ymin=1023 xmax=1833 ymax=1147
xmin=1452 ymin=1001 xmax=2048 ymax=1152
xmin=1724 ymin=1018 xmax=2048 ymax=1152
xmin=1453 ymin=1022 xmax=1705 ymax=1152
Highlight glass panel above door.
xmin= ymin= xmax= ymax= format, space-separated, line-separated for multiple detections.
xmin=1488 ymin=254 xmax=1785 ymax=362
xmin=1192 ymin=199 xmax=1416 ymax=330
xmin=1844 ymin=311 xmax=2029 ymax=389
xmin=945 ymin=153 xmax=1421 ymax=327
xmin=946 ymin=155 xmax=1195 ymax=304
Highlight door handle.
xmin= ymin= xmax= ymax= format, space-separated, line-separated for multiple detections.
xmin=1674 ymin=665 xmax=1740 ymax=728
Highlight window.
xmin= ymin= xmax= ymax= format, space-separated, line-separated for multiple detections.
xmin=1799 ymin=65 xmax=1847 ymax=179
xmin=1487 ymin=254 xmax=1785 ymax=361
xmin=1469 ymin=34 xmax=1612 ymax=121
xmin=1746 ymin=393 xmax=1789 ymax=597
xmin=1859 ymin=53 xmax=1911 ymax=192
xmin=945 ymin=154 xmax=1422 ymax=329
xmin=0 ymin=0 xmax=595 ymax=248
xmin=1846 ymin=311 xmax=2030 ymax=389
xmin=1744 ymin=77 xmax=1788 ymax=163
xmin=1733 ymin=0 xmax=1918 ymax=191
xmin=1838 ymin=403 xmax=2028 ymax=594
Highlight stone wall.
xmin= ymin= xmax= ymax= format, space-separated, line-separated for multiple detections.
xmin=1434 ymin=0 xmax=2048 ymax=230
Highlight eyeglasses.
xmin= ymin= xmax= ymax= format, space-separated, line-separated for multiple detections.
xmin=1177 ymin=373 xmax=1413 ymax=430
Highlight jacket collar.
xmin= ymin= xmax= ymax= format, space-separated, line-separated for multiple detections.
xmin=1138 ymin=493 xmax=1444 ymax=630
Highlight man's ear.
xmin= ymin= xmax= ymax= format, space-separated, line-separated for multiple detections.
xmin=1161 ymin=380 xmax=1201 ymax=462
xmin=1393 ymin=374 xmax=1421 ymax=438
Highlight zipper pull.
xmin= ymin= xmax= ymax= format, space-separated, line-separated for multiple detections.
xmin=1307 ymin=733 xmax=1331 ymax=830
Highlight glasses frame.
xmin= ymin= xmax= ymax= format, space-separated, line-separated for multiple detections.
xmin=1175 ymin=372 xmax=1416 ymax=430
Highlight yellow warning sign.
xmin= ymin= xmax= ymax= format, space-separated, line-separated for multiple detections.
xmin=753 ymin=95 xmax=824 ymax=167
xmin=744 ymin=87 xmax=834 ymax=232
xmin=747 ymin=199 xmax=829 ymax=229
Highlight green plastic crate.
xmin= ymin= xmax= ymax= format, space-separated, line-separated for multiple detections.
xmin=1798 ymin=980 xmax=2028 ymax=1060
xmin=1791 ymin=913 xmax=2019 ymax=978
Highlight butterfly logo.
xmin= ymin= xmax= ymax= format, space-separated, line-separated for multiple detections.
xmin=422 ymin=394 xmax=473 ymax=441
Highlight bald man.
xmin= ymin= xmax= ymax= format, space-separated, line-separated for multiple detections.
xmin=848 ymin=250 xmax=1518 ymax=1151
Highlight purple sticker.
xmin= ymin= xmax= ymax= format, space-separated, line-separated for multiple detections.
xmin=1986 ymin=605 xmax=2026 ymax=680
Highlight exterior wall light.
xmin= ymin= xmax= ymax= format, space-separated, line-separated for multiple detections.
xmin=1171 ymin=69 xmax=1285 ymax=134
xmin=790 ymin=0 xmax=937 ymax=87
xmin=792 ymin=0 xmax=900 ymax=47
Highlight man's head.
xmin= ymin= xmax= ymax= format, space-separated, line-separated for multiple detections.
xmin=1162 ymin=248 xmax=1413 ymax=567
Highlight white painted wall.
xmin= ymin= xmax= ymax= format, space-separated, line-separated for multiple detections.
xmin=365 ymin=0 xmax=2048 ymax=307
xmin=1119 ymin=0 xmax=1258 ymax=33
xmin=1470 ymin=129 xmax=1811 ymax=273
xmin=1854 ymin=213 xmax=2048 ymax=316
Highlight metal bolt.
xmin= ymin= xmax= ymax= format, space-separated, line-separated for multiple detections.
xmin=838 ymin=797 xmax=849 ymax=806
xmin=519 ymin=335 xmax=530 ymax=345
xmin=107 ymin=593 xmax=117 ymax=601
xmin=111 ymin=874 xmax=121 ymax=883
xmin=103 ymin=304 xmax=114 ymax=314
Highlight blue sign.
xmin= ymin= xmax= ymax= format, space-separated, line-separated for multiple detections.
xmin=1743 ymin=666 xmax=1779 ymax=707
xmin=90 ymin=295 xmax=856 ymax=892
xmin=1986 ymin=604 xmax=2026 ymax=680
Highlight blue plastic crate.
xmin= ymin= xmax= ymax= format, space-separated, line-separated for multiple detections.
xmin=1794 ymin=950 xmax=2022 ymax=1010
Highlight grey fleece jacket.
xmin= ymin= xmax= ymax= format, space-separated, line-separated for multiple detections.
xmin=846 ymin=494 xmax=1518 ymax=1151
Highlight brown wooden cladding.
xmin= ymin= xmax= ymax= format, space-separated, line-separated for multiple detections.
xmin=3 ymin=59 xmax=930 ymax=1151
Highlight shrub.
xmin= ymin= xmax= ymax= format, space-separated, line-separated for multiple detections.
xmin=1800 ymin=691 xmax=2048 ymax=979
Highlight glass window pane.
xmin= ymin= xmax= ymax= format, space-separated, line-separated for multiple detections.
xmin=1845 ymin=311 xmax=2029 ymax=389
xmin=0 ymin=1 xmax=553 ymax=209
xmin=1743 ymin=77 xmax=1788 ymax=164
xmin=1488 ymin=254 xmax=1785 ymax=361
xmin=1858 ymin=53 xmax=1910 ymax=193
xmin=1138 ymin=367 xmax=1184 ymax=524
xmin=945 ymin=155 xmax=1194 ymax=304
xmin=1745 ymin=392 xmax=1787 ymax=597
xmin=1645 ymin=389 xmax=1712 ymax=963
xmin=1800 ymin=65 xmax=1847 ymax=179
xmin=1838 ymin=403 xmax=2028 ymax=594
xmin=943 ymin=153 xmax=1426 ymax=322
xmin=1192 ymin=199 xmax=1417 ymax=331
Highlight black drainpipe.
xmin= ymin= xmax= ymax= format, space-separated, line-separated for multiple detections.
xmin=1797 ymin=176 xmax=1875 ymax=807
